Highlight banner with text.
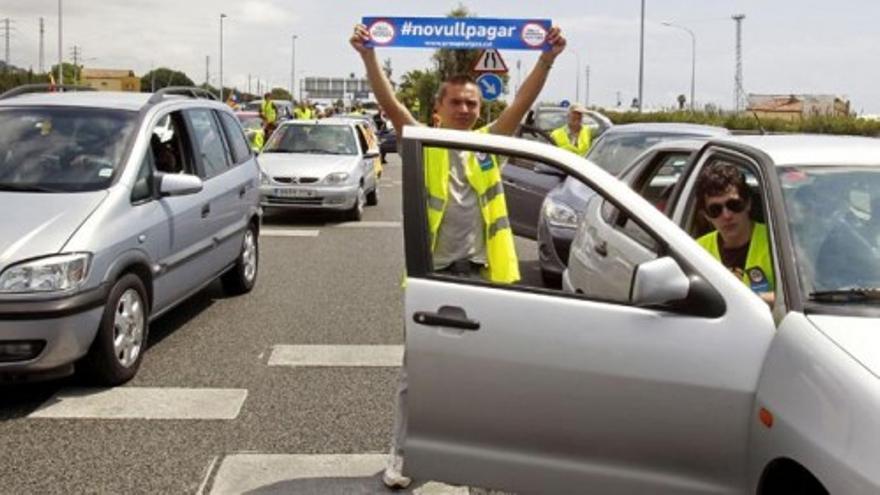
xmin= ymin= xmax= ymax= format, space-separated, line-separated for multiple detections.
xmin=362 ymin=17 xmax=552 ymax=50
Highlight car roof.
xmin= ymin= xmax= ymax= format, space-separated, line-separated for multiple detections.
xmin=0 ymin=90 xmax=152 ymax=111
xmin=600 ymin=122 xmax=729 ymax=136
xmin=711 ymin=134 xmax=880 ymax=167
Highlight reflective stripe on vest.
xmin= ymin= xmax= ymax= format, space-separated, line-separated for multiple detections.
xmin=423 ymin=132 xmax=519 ymax=284
xmin=550 ymin=125 xmax=591 ymax=156
xmin=697 ymin=222 xmax=775 ymax=292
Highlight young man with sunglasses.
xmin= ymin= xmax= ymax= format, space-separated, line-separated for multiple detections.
xmin=695 ymin=162 xmax=775 ymax=306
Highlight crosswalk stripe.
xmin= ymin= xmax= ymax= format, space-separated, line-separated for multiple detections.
xmin=334 ymin=221 xmax=401 ymax=228
xmin=27 ymin=387 xmax=248 ymax=420
xmin=261 ymin=229 xmax=320 ymax=237
xmin=209 ymin=454 xmax=469 ymax=494
xmin=268 ymin=345 xmax=403 ymax=367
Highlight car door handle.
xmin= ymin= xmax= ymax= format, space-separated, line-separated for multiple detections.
xmin=238 ymin=186 xmax=246 ymax=198
xmin=201 ymin=204 xmax=211 ymax=218
xmin=594 ymin=240 xmax=608 ymax=257
xmin=413 ymin=306 xmax=480 ymax=331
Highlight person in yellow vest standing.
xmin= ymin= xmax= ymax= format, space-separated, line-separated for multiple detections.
xmin=293 ymin=100 xmax=314 ymax=120
xmin=259 ymin=92 xmax=277 ymax=140
xmin=550 ymin=103 xmax=591 ymax=156
xmin=350 ymin=21 xmax=566 ymax=489
xmin=695 ymin=162 xmax=775 ymax=307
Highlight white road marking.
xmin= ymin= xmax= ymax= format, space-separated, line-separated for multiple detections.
xmin=334 ymin=221 xmax=401 ymax=228
xmin=268 ymin=345 xmax=403 ymax=367
xmin=209 ymin=454 xmax=468 ymax=494
xmin=28 ymin=387 xmax=248 ymax=420
xmin=196 ymin=456 xmax=220 ymax=495
xmin=261 ymin=229 xmax=320 ymax=237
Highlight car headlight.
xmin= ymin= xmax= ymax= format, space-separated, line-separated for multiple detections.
xmin=0 ymin=253 xmax=91 ymax=294
xmin=543 ymin=200 xmax=579 ymax=229
xmin=260 ymin=169 xmax=272 ymax=185
xmin=324 ymin=172 xmax=350 ymax=185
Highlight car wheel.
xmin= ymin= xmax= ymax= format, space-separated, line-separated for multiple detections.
xmin=82 ymin=273 xmax=149 ymax=386
xmin=366 ymin=184 xmax=379 ymax=206
xmin=347 ymin=185 xmax=365 ymax=221
xmin=221 ymin=224 xmax=259 ymax=295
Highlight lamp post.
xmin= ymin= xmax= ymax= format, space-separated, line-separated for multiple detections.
xmin=291 ymin=35 xmax=297 ymax=101
xmin=662 ymin=21 xmax=696 ymax=111
xmin=57 ymin=0 xmax=62 ymax=86
xmin=569 ymin=50 xmax=581 ymax=103
xmin=219 ymin=13 xmax=227 ymax=101
xmin=637 ymin=0 xmax=645 ymax=112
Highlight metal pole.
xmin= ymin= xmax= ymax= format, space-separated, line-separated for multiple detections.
xmin=574 ymin=51 xmax=580 ymax=103
xmin=57 ymin=0 xmax=62 ymax=86
xmin=39 ymin=17 xmax=45 ymax=73
xmin=291 ymin=35 xmax=297 ymax=101
xmin=585 ymin=65 xmax=590 ymax=107
xmin=219 ymin=13 xmax=226 ymax=101
xmin=637 ymin=0 xmax=645 ymax=112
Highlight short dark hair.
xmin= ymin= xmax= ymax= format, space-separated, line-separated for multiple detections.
xmin=434 ymin=74 xmax=479 ymax=105
xmin=695 ymin=162 xmax=750 ymax=209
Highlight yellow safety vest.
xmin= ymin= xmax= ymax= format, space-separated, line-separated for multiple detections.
xmin=250 ymin=129 xmax=264 ymax=151
xmin=423 ymin=130 xmax=519 ymax=284
xmin=697 ymin=222 xmax=774 ymax=293
xmin=550 ymin=125 xmax=591 ymax=156
xmin=261 ymin=100 xmax=277 ymax=124
xmin=294 ymin=107 xmax=314 ymax=120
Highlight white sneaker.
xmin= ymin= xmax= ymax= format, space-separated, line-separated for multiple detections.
xmin=382 ymin=455 xmax=412 ymax=489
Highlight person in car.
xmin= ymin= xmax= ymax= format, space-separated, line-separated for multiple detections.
xmin=350 ymin=21 xmax=566 ymax=489
xmin=550 ymin=103 xmax=591 ymax=156
xmin=695 ymin=162 xmax=775 ymax=306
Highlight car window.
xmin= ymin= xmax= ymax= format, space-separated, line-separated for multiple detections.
xmin=354 ymin=125 xmax=370 ymax=155
xmin=264 ymin=124 xmax=358 ymax=155
xmin=150 ymin=112 xmax=196 ymax=175
xmin=130 ymin=152 xmax=155 ymax=203
xmin=412 ymin=142 xmax=662 ymax=305
xmin=0 ymin=107 xmax=137 ymax=192
xmin=218 ymin=111 xmax=252 ymax=165
xmin=587 ymin=132 xmax=703 ymax=176
xmin=186 ymin=108 xmax=230 ymax=179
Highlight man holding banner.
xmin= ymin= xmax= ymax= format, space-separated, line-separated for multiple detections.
xmin=351 ymin=17 xmax=566 ymax=489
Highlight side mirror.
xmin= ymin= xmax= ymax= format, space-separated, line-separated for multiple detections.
xmin=630 ymin=256 xmax=690 ymax=307
xmin=157 ymin=173 xmax=203 ymax=197
xmin=364 ymin=150 xmax=380 ymax=159
xmin=534 ymin=163 xmax=566 ymax=177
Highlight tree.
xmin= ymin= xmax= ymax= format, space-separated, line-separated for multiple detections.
xmin=139 ymin=67 xmax=195 ymax=92
xmin=382 ymin=58 xmax=394 ymax=88
xmin=270 ymin=87 xmax=292 ymax=101
xmin=48 ymin=63 xmax=79 ymax=85
xmin=396 ymin=69 xmax=439 ymax=124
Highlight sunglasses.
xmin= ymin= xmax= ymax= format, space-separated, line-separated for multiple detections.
xmin=704 ymin=198 xmax=747 ymax=218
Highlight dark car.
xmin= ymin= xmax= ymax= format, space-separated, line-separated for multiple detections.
xmin=377 ymin=121 xmax=397 ymax=163
xmin=536 ymin=123 xmax=730 ymax=286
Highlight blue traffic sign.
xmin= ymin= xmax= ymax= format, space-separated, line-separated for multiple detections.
xmin=476 ymin=73 xmax=504 ymax=102
xmin=560 ymin=99 xmax=570 ymax=108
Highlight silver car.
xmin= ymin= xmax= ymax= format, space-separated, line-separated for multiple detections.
xmin=0 ymin=85 xmax=261 ymax=384
xmin=258 ymin=118 xmax=380 ymax=221
xmin=399 ymin=128 xmax=879 ymax=494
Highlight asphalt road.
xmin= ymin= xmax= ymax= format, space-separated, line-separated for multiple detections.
xmin=0 ymin=154 xmax=533 ymax=494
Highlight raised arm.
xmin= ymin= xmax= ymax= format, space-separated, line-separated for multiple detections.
xmin=489 ymin=26 xmax=566 ymax=136
xmin=350 ymin=24 xmax=419 ymax=133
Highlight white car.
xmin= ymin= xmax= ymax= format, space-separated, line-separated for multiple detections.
xmin=258 ymin=118 xmax=380 ymax=220
xmin=398 ymin=128 xmax=878 ymax=494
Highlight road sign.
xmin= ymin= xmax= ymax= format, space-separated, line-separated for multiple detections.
xmin=476 ymin=73 xmax=504 ymax=102
xmin=559 ymin=99 xmax=570 ymax=108
xmin=472 ymin=49 xmax=509 ymax=74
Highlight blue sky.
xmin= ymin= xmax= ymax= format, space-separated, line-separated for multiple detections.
xmin=5 ymin=0 xmax=880 ymax=113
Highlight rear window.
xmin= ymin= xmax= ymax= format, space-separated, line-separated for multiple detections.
xmin=0 ymin=107 xmax=137 ymax=192
xmin=587 ymin=132 xmax=706 ymax=176
xmin=263 ymin=124 xmax=358 ymax=155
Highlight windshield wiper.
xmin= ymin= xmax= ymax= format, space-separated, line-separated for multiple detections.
xmin=809 ymin=288 xmax=880 ymax=302
xmin=0 ymin=183 xmax=61 ymax=193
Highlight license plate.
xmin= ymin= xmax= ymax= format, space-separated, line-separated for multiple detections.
xmin=275 ymin=188 xmax=313 ymax=198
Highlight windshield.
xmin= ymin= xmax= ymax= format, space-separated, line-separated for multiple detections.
xmin=534 ymin=108 xmax=598 ymax=132
xmin=263 ymin=124 xmax=358 ymax=155
xmin=779 ymin=166 xmax=880 ymax=299
xmin=587 ymin=132 xmax=705 ymax=176
xmin=237 ymin=116 xmax=263 ymax=131
xmin=0 ymin=107 xmax=137 ymax=192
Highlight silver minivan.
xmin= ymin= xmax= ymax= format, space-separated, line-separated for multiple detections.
xmin=0 ymin=86 xmax=261 ymax=385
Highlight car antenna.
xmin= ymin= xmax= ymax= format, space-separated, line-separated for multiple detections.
xmin=750 ymin=111 xmax=766 ymax=135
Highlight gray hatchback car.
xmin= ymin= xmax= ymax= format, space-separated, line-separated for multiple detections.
xmin=0 ymin=85 xmax=261 ymax=384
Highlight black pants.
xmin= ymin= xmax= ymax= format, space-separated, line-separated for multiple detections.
xmin=437 ymin=259 xmax=485 ymax=279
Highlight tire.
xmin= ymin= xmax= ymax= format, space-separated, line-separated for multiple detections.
xmin=366 ymin=184 xmax=379 ymax=206
xmin=346 ymin=185 xmax=365 ymax=221
xmin=221 ymin=224 xmax=259 ymax=295
xmin=82 ymin=273 xmax=149 ymax=386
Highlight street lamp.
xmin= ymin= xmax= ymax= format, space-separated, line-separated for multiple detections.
xmin=638 ymin=0 xmax=645 ymax=112
xmin=219 ymin=13 xmax=227 ymax=102
xmin=57 ymin=0 xmax=62 ymax=86
xmin=291 ymin=35 xmax=297 ymax=101
xmin=662 ymin=21 xmax=696 ymax=111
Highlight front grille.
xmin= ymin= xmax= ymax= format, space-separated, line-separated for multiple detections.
xmin=273 ymin=176 xmax=319 ymax=184
xmin=266 ymin=196 xmax=324 ymax=205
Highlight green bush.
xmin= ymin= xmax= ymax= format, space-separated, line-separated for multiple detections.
xmin=599 ymin=110 xmax=880 ymax=137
